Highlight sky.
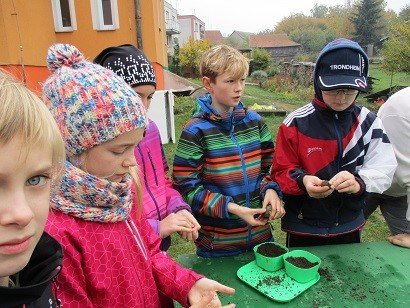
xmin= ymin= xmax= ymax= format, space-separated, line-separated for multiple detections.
xmin=169 ymin=0 xmax=409 ymax=36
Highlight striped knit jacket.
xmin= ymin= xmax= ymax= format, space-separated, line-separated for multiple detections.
xmin=173 ymin=94 xmax=282 ymax=257
xmin=272 ymin=97 xmax=397 ymax=237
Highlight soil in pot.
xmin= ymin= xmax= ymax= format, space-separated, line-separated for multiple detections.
xmin=257 ymin=243 xmax=287 ymax=257
xmin=286 ymin=256 xmax=319 ymax=268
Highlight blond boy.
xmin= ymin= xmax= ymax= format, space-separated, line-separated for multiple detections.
xmin=173 ymin=45 xmax=284 ymax=257
xmin=0 ymin=69 xmax=65 ymax=306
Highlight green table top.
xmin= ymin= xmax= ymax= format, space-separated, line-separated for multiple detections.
xmin=178 ymin=241 xmax=409 ymax=307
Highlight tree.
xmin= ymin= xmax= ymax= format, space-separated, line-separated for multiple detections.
xmin=311 ymin=4 xmax=329 ymax=18
xmin=258 ymin=28 xmax=274 ymax=35
xmin=251 ymin=70 xmax=268 ymax=87
xmin=398 ymin=5 xmax=410 ymax=22
xmin=381 ymin=23 xmax=410 ymax=74
xmin=169 ymin=44 xmax=181 ymax=75
xmin=179 ymin=39 xmax=211 ymax=77
xmin=250 ymin=48 xmax=271 ymax=73
xmin=351 ymin=0 xmax=385 ymax=45
xmin=290 ymin=28 xmax=336 ymax=55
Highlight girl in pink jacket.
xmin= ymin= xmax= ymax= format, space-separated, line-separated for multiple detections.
xmin=94 ymin=45 xmax=200 ymax=251
xmin=43 ymin=44 xmax=235 ymax=308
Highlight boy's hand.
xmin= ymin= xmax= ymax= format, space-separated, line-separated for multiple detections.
xmin=303 ymin=175 xmax=334 ymax=199
xmin=262 ymin=189 xmax=285 ymax=220
xmin=227 ymin=202 xmax=268 ymax=226
xmin=329 ymin=171 xmax=360 ymax=194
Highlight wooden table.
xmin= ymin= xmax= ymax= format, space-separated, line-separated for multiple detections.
xmin=178 ymin=241 xmax=409 ymax=307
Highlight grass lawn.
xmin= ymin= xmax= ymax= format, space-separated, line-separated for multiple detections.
xmin=368 ymin=64 xmax=410 ymax=93
xmin=164 ymin=65 xmax=407 ymax=259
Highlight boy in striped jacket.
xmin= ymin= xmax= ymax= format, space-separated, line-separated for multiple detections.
xmin=173 ymin=45 xmax=284 ymax=257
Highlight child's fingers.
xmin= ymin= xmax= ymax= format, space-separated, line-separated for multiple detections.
xmin=213 ymin=282 xmax=236 ymax=295
xmin=179 ymin=210 xmax=201 ymax=229
xmin=189 ymin=291 xmax=215 ymax=308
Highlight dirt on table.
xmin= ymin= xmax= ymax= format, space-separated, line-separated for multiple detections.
xmin=257 ymin=243 xmax=287 ymax=257
xmin=318 ymin=267 xmax=333 ymax=281
xmin=256 ymin=275 xmax=284 ymax=288
xmin=286 ymin=256 xmax=318 ymax=268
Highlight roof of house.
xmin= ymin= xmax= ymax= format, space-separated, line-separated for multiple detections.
xmin=249 ymin=34 xmax=301 ymax=48
xmin=204 ymin=30 xmax=224 ymax=45
xmin=229 ymin=31 xmax=253 ymax=39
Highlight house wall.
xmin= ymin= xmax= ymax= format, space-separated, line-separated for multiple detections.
xmin=164 ymin=1 xmax=179 ymax=56
xmin=0 ymin=0 xmax=166 ymax=91
xmin=265 ymin=46 xmax=301 ymax=61
xmin=178 ymin=15 xmax=204 ymax=47
xmin=227 ymin=31 xmax=249 ymax=48
xmin=178 ymin=17 xmax=192 ymax=47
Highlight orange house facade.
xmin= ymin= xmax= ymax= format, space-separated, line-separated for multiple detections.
xmin=0 ymin=0 xmax=167 ymax=93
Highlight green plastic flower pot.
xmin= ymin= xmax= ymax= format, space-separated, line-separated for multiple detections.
xmin=284 ymin=250 xmax=321 ymax=283
xmin=253 ymin=242 xmax=289 ymax=272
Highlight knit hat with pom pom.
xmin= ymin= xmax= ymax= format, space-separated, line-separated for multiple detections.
xmin=42 ymin=44 xmax=148 ymax=157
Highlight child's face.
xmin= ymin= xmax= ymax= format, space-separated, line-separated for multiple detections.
xmin=132 ymin=84 xmax=155 ymax=110
xmin=322 ymin=89 xmax=359 ymax=111
xmin=203 ymin=72 xmax=246 ymax=113
xmin=79 ymin=128 xmax=145 ymax=182
xmin=0 ymin=136 xmax=53 ymax=281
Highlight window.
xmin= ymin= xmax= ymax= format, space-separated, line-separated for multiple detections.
xmin=90 ymin=0 xmax=119 ymax=31
xmin=51 ymin=0 xmax=77 ymax=32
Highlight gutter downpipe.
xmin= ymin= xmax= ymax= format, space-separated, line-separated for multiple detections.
xmin=134 ymin=0 xmax=143 ymax=50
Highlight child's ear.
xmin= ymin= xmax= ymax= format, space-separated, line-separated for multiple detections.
xmin=202 ymin=76 xmax=213 ymax=92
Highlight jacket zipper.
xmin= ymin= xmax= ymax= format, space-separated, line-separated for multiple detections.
xmin=333 ymin=113 xmax=343 ymax=226
xmin=126 ymin=219 xmax=148 ymax=261
xmin=228 ymin=116 xmax=252 ymax=249
xmin=147 ymin=151 xmax=159 ymax=186
xmin=137 ymin=145 xmax=161 ymax=220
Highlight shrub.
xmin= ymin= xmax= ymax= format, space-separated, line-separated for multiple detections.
xmin=251 ymin=70 xmax=268 ymax=87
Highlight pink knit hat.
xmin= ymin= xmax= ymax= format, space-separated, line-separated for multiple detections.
xmin=42 ymin=44 xmax=148 ymax=157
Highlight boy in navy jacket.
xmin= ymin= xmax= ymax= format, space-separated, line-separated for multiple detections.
xmin=272 ymin=38 xmax=397 ymax=247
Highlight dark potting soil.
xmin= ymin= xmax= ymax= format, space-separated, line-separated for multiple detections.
xmin=256 ymin=275 xmax=283 ymax=288
xmin=318 ymin=267 xmax=333 ymax=281
xmin=257 ymin=243 xmax=287 ymax=257
xmin=286 ymin=256 xmax=318 ymax=268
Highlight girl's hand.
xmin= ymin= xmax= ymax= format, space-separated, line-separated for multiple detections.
xmin=188 ymin=278 xmax=235 ymax=308
xmin=262 ymin=189 xmax=285 ymax=220
xmin=159 ymin=210 xmax=199 ymax=238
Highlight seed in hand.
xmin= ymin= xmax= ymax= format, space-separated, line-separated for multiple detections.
xmin=320 ymin=180 xmax=331 ymax=188
xmin=263 ymin=204 xmax=272 ymax=218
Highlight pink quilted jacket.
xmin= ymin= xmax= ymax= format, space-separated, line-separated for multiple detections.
xmin=45 ymin=205 xmax=203 ymax=307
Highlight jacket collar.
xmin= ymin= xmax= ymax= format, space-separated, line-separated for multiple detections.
xmin=0 ymin=232 xmax=62 ymax=306
xmin=195 ymin=94 xmax=247 ymax=130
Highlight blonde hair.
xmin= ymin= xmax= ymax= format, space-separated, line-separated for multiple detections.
xmin=200 ymin=45 xmax=249 ymax=82
xmin=0 ymin=69 xmax=65 ymax=178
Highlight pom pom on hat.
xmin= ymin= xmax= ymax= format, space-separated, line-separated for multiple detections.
xmin=43 ymin=43 xmax=148 ymax=157
xmin=46 ymin=44 xmax=85 ymax=72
